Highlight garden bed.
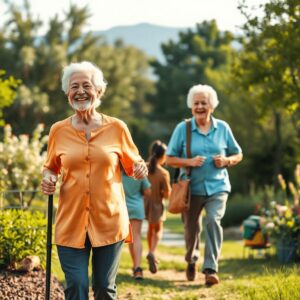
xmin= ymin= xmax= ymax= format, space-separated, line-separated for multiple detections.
xmin=0 ymin=269 xmax=64 ymax=300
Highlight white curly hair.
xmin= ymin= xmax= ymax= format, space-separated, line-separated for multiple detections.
xmin=61 ymin=61 xmax=107 ymax=100
xmin=186 ymin=84 xmax=219 ymax=109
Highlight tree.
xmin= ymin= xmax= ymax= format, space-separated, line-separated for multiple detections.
xmin=149 ymin=20 xmax=235 ymax=141
xmin=0 ymin=0 xmax=153 ymax=151
xmin=233 ymin=0 xmax=300 ymax=184
xmin=1 ymin=1 xmax=97 ymax=133
xmin=0 ymin=70 xmax=20 ymax=126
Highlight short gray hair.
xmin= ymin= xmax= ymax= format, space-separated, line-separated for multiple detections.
xmin=61 ymin=61 xmax=107 ymax=98
xmin=186 ymin=84 xmax=219 ymax=109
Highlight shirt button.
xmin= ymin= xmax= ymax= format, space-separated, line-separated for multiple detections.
xmin=85 ymin=156 xmax=89 ymax=161
xmin=86 ymin=174 xmax=89 ymax=178
xmin=86 ymin=207 xmax=89 ymax=211
xmin=86 ymin=191 xmax=89 ymax=195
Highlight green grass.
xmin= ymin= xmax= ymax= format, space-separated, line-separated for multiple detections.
xmin=51 ymin=213 xmax=300 ymax=299
xmin=164 ymin=213 xmax=185 ymax=234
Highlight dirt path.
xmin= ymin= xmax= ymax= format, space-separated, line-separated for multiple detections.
xmin=116 ymin=269 xmax=217 ymax=300
xmin=89 ymin=252 xmax=216 ymax=300
xmin=88 ymin=227 xmax=242 ymax=299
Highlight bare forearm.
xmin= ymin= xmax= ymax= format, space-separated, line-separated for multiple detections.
xmin=226 ymin=153 xmax=243 ymax=167
xmin=165 ymin=156 xmax=193 ymax=168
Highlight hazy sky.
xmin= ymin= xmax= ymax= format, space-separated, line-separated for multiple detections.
xmin=1 ymin=0 xmax=268 ymax=33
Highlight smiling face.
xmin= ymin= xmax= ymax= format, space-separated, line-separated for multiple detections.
xmin=191 ymin=92 xmax=214 ymax=121
xmin=67 ymin=72 xmax=100 ymax=112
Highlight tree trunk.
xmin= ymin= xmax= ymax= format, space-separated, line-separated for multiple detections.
xmin=273 ymin=110 xmax=282 ymax=184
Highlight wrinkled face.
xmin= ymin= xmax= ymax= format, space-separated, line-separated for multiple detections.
xmin=191 ymin=92 xmax=213 ymax=120
xmin=67 ymin=72 xmax=100 ymax=112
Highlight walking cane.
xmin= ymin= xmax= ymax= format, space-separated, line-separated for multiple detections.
xmin=45 ymin=194 xmax=53 ymax=300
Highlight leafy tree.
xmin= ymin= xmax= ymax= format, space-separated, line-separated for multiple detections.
xmin=233 ymin=0 xmax=300 ymax=184
xmin=149 ymin=20 xmax=235 ymax=140
xmin=0 ymin=0 xmax=153 ymax=150
xmin=1 ymin=1 xmax=94 ymax=133
xmin=0 ymin=70 xmax=20 ymax=126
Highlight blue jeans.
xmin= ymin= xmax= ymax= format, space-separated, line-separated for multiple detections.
xmin=182 ymin=192 xmax=228 ymax=272
xmin=57 ymin=236 xmax=123 ymax=300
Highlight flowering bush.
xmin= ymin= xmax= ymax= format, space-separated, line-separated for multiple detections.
xmin=0 ymin=124 xmax=48 ymax=207
xmin=265 ymin=201 xmax=300 ymax=243
xmin=262 ymin=166 xmax=300 ymax=257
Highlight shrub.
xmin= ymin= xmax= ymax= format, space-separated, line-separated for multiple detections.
xmin=261 ymin=166 xmax=300 ymax=258
xmin=0 ymin=209 xmax=47 ymax=269
xmin=222 ymin=193 xmax=260 ymax=228
xmin=0 ymin=124 xmax=48 ymax=207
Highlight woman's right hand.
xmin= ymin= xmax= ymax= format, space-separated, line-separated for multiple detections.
xmin=41 ymin=173 xmax=57 ymax=195
xmin=189 ymin=155 xmax=206 ymax=167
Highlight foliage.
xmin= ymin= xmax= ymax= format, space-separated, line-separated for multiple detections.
xmin=0 ymin=70 xmax=20 ymax=126
xmin=222 ymin=193 xmax=260 ymax=228
xmin=149 ymin=20 xmax=235 ymax=140
xmin=0 ymin=1 xmax=153 ymax=152
xmin=0 ymin=124 xmax=47 ymax=207
xmin=0 ymin=209 xmax=47 ymax=268
xmin=233 ymin=0 xmax=300 ymax=185
xmin=262 ymin=165 xmax=300 ymax=256
xmin=265 ymin=200 xmax=300 ymax=244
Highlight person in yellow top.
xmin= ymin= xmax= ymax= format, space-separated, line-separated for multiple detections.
xmin=40 ymin=61 xmax=148 ymax=300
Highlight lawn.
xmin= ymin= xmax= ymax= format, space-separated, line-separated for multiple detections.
xmin=52 ymin=213 xmax=300 ymax=300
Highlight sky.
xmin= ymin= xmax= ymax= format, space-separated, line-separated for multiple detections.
xmin=1 ymin=0 xmax=268 ymax=34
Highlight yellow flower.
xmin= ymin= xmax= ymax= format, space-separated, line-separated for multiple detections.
xmin=287 ymin=220 xmax=295 ymax=228
xmin=278 ymin=174 xmax=286 ymax=190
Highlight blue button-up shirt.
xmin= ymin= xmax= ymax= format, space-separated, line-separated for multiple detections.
xmin=166 ymin=116 xmax=242 ymax=196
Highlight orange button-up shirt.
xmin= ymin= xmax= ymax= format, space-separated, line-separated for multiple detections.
xmin=44 ymin=114 xmax=141 ymax=248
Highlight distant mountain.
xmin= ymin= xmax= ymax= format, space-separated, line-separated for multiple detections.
xmin=95 ymin=23 xmax=189 ymax=62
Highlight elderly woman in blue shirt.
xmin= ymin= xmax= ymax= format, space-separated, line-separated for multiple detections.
xmin=166 ymin=84 xmax=242 ymax=286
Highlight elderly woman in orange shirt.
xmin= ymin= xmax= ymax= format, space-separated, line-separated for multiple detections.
xmin=41 ymin=61 xmax=148 ymax=300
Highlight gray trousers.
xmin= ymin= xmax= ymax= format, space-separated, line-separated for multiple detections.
xmin=182 ymin=192 xmax=228 ymax=272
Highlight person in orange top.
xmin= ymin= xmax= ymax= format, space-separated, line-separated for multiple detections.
xmin=144 ymin=140 xmax=171 ymax=274
xmin=40 ymin=61 xmax=148 ymax=300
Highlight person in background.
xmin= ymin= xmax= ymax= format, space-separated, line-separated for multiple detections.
xmin=166 ymin=84 xmax=242 ymax=286
xmin=41 ymin=61 xmax=148 ymax=300
xmin=122 ymin=171 xmax=151 ymax=280
xmin=144 ymin=140 xmax=171 ymax=274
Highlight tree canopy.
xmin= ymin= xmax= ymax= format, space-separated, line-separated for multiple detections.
xmin=231 ymin=0 xmax=300 ymax=185
xmin=0 ymin=1 xmax=154 ymax=147
xmin=149 ymin=20 xmax=235 ymax=140
xmin=0 ymin=71 xmax=20 ymax=126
